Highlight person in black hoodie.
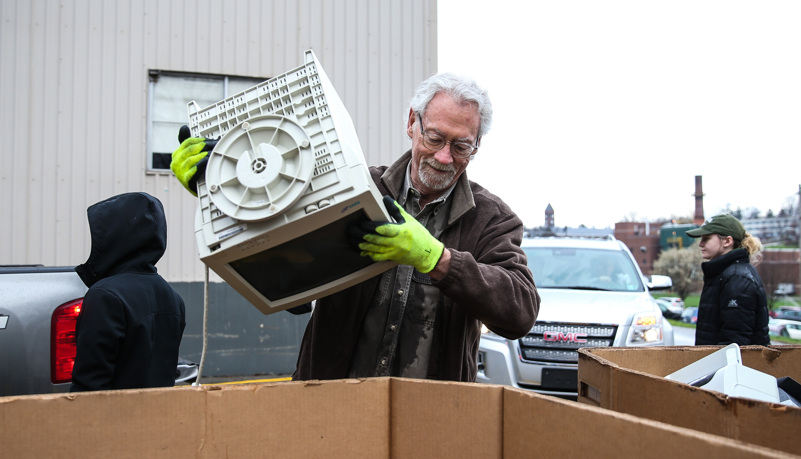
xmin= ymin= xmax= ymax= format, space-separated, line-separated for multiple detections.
xmin=686 ymin=214 xmax=770 ymax=346
xmin=71 ymin=192 xmax=186 ymax=391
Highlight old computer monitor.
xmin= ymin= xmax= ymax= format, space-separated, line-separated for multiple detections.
xmin=187 ymin=50 xmax=395 ymax=315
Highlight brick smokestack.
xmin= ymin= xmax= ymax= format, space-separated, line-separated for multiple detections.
xmin=693 ymin=175 xmax=705 ymax=225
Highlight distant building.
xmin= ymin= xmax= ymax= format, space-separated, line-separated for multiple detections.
xmin=616 ymin=176 xmax=707 ymax=275
xmin=659 ymin=223 xmax=697 ymax=250
xmin=525 ymin=205 xmax=612 ymax=238
xmin=614 ymin=221 xmax=664 ymax=275
xmin=741 ymin=215 xmax=798 ymax=244
xmin=757 ymin=249 xmax=800 ymax=297
xmin=530 ymin=177 xmax=800 ymax=283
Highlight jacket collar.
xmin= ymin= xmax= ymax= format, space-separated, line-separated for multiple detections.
xmin=380 ymin=150 xmax=476 ymax=226
xmin=702 ymin=248 xmax=748 ymax=278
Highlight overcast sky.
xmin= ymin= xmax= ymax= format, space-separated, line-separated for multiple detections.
xmin=437 ymin=0 xmax=800 ymax=229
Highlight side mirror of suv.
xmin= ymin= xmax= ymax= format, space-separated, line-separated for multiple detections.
xmin=647 ymin=274 xmax=673 ymax=291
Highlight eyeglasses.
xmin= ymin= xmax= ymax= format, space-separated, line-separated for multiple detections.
xmin=416 ymin=113 xmax=479 ymax=159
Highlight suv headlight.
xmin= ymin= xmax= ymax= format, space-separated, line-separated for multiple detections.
xmin=628 ymin=312 xmax=664 ymax=344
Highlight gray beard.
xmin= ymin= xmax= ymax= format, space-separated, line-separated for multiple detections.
xmin=418 ymin=158 xmax=457 ymax=191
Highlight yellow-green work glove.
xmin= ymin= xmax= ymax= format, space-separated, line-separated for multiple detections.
xmin=171 ymin=125 xmax=217 ymax=196
xmin=358 ymin=196 xmax=444 ymax=273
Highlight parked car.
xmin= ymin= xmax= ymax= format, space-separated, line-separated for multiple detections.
xmin=774 ymin=283 xmax=796 ymax=296
xmin=657 ymin=296 xmax=685 ymax=309
xmin=771 ymin=306 xmax=801 ymax=321
xmin=769 ymin=318 xmax=801 ymax=339
xmin=680 ymin=307 xmax=699 ymax=324
xmin=655 ymin=297 xmax=684 ymax=320
xmin=476 ymin=235 xmax=674 ymax=399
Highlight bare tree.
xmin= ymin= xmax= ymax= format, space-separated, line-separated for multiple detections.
xmin=782 ymin=195 xmax=798 ymax=217
xmin=653 ymin=240 xmax=704 ymax=299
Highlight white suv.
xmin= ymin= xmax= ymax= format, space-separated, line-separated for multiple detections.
xmin=476 ymin=236 xmax=674 ymax=399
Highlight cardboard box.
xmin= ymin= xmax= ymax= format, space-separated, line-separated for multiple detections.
xmin=0 ymin=377 xmax=792 ymax=458
xmin=578 ymin=345 xmax=801 ymax=456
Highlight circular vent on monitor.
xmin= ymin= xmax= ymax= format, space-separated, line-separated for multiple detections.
xmin=205 ymin=115 xmax=314 ymax=221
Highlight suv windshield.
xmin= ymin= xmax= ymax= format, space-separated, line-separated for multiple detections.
xmin=525 ymin=247 xmax=644 ymax=292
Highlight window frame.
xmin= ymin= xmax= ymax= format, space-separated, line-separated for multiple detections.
xmin=146 ymin=70 xmax=267 ymax=174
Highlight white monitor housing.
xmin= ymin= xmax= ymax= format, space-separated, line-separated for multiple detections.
xmin=665 ymin=343 xmax=781 ymax=404
xmin=188 ymin=50 xmax=394 ymax=315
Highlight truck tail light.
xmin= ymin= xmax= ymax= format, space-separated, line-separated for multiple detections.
xmin=50 ymin=299 xmax=83 ymax=384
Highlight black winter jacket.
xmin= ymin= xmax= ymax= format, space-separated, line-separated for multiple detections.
xmin=695 ymin=248 xmax=770 ymax=346
xmin=71 ymin=192 xmax=186 ymax=391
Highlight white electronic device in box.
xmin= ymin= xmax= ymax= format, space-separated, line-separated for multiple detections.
xmin=666 ymin=343 xmax=780 ymax=404
xmin=665 ymin=343 xmax=742 ymax=385
xmin=187 ymin=49 xmax=394 ymax=315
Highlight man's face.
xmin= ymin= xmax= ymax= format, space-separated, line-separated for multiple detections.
xmin=406 ymin=92 xmax=480 ymax=199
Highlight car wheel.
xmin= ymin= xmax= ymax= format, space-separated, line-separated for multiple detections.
xmin=781 ymin=329 xmax=790 ymax=338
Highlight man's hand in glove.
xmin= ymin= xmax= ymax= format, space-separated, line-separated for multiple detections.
xmin=171 ymin=125 xmax=218 ymax=196
xmin=357 ymin=196 xmax=444 ymax=274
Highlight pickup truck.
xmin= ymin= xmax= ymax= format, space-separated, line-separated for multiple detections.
xmin=0 ymin=265 xmax=196 ymax=396
xmin=0 ymin=266 xmax=88 ymax=396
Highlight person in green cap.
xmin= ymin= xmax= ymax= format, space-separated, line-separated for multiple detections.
xmin=686 ymin=214 xmax=770 ymax=346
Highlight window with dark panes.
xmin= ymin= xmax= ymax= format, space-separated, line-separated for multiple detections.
xmin=147 ymin=71 xmax=265 ymax=172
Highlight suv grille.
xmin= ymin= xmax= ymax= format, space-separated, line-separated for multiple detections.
xmin=519 ymin=322 xmax=617 ymax=364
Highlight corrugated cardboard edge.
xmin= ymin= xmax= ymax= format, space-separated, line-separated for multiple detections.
xmin=0 ymin=376 xmax=796 ymax=458
xmin=504 ymin=387 xmax=794 ymax=458
xmin=0 ymin=379 xmax=391 ymax=458
xmin=578 ymin=346 xmax=801 ymax=456
xmin=389 ymin=378 xmax=503 ymax=457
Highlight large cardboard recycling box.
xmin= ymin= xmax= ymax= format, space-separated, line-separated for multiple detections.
xmin=578 ymin=345 xmax=801 ymax=456
xmin=0 ymin=377 xmax=791 ymax=458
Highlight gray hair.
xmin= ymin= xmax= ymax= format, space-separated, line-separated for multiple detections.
xmin=409 ymin=73 xmax=493 ymax=138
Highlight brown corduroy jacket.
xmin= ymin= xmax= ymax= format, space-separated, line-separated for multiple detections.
xmin=293 ymin=151 xmax=539 ymax=382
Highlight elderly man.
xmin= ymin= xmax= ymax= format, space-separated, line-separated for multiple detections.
xmin=172 ymin=72 xmax=539 ymax=382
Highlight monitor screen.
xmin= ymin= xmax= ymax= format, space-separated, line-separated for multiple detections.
xmin=230 ymin=210 xmax=373 ymax=302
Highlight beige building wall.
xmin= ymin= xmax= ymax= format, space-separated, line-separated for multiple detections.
xmin=1 ymin=0 xmax=438 ymax=282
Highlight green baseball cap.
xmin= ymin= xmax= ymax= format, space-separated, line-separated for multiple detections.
xmin=686 ymin=214 xmax=745 ymax=240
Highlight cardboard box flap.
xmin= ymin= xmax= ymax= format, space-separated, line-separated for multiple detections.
xmin=0 ymin=379 xmax=391 ymax=458
xmin=504 ymin=388 xmax=792 ymax=458
xmin=578 ymin=345 xmax=801 ymax=456
xmin=390 ymin=378 xmax=503 ymax=458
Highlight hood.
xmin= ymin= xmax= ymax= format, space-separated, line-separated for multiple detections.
xmin=534 ymin=288 xmax=659 ymax=325
xmin=75 ymin=192 xmax=167 ymax=287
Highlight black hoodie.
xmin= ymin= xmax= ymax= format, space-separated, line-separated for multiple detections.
xmin=71 ymin=192 xmax=186 ymax=391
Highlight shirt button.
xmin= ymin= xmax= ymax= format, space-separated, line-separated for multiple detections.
xmin=397 ymin=289 xmax=404 ymax=296
xmin=381 ymin=359 xmax=387 ymax=366
xmin=390 ymin=325 xmax=396 ymax=331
